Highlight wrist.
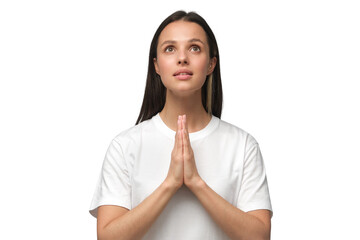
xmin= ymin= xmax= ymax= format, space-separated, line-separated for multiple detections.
xmin=163 ymin=178 xmax=182 ymax=192
xmin=187 ymin=176 xmax=205 ymax=192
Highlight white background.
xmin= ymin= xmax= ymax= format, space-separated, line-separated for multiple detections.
xmin=1 ymin=0 xmax=359 ymax=239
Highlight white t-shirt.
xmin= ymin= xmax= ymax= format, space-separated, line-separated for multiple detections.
xmin=89 ymin=113 xmax=272 ymax=239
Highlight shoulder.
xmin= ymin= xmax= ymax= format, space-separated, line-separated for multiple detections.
xmin=110 ymin=117 xmax=154 ymax=148
xmin=217 ymin=118 xmax=260 ymax=147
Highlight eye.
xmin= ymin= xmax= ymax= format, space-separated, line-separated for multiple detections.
xmin=165 ymin=46 xmax=175 ymax=52
xmin=190 ymin=45 xmax=201 ymax=52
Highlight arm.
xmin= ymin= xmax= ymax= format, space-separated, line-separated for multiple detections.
xmin=97 ymin=116 xmax=185 ymax=240
xmin=98 ymin=180 xmax=179 ymax=240
xmin=180 ymin=115 xmax=271 ymax=240
xmin=188 ymin=178 xmax=271 ymax=240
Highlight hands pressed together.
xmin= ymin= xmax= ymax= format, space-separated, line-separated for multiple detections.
xmin=166 ymin=115 xmax=202 ymax=190
xmin=164 ymin=115 xmax=271 ymax=240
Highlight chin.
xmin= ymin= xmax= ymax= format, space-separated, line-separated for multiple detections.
xmin=167 ymin=87 xmax=202 ymax=97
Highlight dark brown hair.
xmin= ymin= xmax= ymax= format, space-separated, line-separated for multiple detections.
xmin=135 ymin=10 xmax=223 ymax=125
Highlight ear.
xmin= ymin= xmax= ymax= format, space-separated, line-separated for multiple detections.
xmin=153 ymin=58 xmax=160 ymax=75
xmin=207 ymin=57 xmax=217 ymax=75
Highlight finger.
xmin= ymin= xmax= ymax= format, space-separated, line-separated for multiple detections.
xmin=182 ymin=119 xmax=189 ymax=154
xmin=183 ymin=128 xmax=188 ymax=155
xmin=177 ymin=116 xmax=182 ymax=151
xmin=174 ymin=116 xmax=179 ymax=148
xmin=177 ymin=115 xmax=181 ymax=133
xmin=182 ymin=115 xmax=190 ymax=144
xmin=181 ymin=115 xmax=185 ymax=140
xmin=182 ymin=114 xmax=186 ymax=132
xmin=184 ymin=115 xmax=191 ymax=141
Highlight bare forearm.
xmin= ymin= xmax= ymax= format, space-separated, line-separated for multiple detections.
xmin=188 ymin=178 xmax=269 ymax=240
xmin=100 ymin=181 xmax=178 ymax=240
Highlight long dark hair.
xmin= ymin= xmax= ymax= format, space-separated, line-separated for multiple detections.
xmin=135 ymin=10 xmax=223 ymax=125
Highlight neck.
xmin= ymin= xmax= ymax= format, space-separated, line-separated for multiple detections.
xmin=159 ymin=89 xmax=212 ymax=133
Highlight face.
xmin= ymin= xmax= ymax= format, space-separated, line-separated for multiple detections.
xmin=154 ymin=20 xmax=216 ymax=96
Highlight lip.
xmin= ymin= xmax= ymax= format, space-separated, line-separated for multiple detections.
xmin=173 ymin=69 xmax=193 ymax=76
xmin=173 ymin=69 xmax=193 ymax=80
xmin=175 ymin=74 xmax=192 ymax=80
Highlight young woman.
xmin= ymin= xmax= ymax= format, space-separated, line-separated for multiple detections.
xmin=89 ymin=10 xmax=272 ymax=240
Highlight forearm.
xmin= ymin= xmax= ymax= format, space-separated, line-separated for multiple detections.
xmin=100 ymin=181 xmax=178 ymax=240
xmin=188 ymin=178 xmax=269 ymax=240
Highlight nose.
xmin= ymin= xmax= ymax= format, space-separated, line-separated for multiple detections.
xmin=177 ymin=49 xmax=188 ymax=65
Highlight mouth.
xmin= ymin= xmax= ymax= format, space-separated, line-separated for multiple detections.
xmin=173 ymin=69 xmax=193 ymax=77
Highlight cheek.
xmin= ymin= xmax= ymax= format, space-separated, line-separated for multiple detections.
xmin=155 ymin=58 xmax=174 ymax=87
xmin=156 ymin=56 xmax=173 ymax=75
xmin=195 ymin=56 xmax=210 ymax=74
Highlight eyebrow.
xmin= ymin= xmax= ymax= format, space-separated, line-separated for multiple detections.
xmin=160 ymin=38 xmax=205 ymax=48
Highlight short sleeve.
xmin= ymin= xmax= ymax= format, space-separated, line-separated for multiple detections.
xmin=237 ymin=136 xmax=273 ymax=216
xmin=89 ymin=138 xmax=132 ymax=218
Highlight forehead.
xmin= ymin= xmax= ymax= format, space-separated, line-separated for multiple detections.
xmin=158 ymin=20 xmax=208 ymax=45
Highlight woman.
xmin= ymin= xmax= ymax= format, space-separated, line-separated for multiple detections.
xmin=89 ymin=10 xmax=272 ymax=240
